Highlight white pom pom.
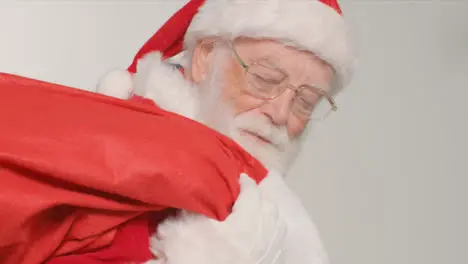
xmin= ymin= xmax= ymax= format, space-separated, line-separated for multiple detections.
xmin=96 ymin=69 xmax=134 ymax=99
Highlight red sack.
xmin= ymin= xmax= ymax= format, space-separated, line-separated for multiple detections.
xmin=0 ymin=73 xmax=267 ymax=264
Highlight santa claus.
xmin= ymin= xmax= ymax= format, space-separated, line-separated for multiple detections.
xmin=96 ymin=0 xmax=355 ymax=263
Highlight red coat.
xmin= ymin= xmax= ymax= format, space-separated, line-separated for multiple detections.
xmin=0 ymin=73 xmax=267 ymax=264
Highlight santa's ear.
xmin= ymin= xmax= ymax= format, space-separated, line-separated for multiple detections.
xmin=190 ymin=37 xmax=220 ymax=83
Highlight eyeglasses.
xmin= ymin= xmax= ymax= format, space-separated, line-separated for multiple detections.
xmin=229 ymin=42 xmax=338 ymax=121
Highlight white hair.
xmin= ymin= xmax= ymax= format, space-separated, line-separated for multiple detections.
xmin=193 ymin=42 xmax=237 ymax=136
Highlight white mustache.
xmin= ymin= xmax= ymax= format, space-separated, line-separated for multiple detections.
xmin=234 ymin=112 xmax=290 ymax=151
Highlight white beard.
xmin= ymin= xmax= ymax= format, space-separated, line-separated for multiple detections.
xmin=199 ymin=108 xmax=302 ymax=175
xmin=132 ymin=50 xmax=302 ymax=174
xmin=230 ymin=113 xmax=302 ymax=175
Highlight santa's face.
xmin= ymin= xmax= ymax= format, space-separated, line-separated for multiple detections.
xmin=229 ymin=111 xmax=302 ymax=174
xmin=190 ymin=38 xmax=333 ymax=173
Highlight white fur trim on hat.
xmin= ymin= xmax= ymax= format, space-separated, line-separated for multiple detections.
xmin=133 ymin=52 xmax=199 ymax=119
xmin=185 ymin=0 xmax=355 ymax=94
xmin=96 ymin=69 xmax=134 ymax=99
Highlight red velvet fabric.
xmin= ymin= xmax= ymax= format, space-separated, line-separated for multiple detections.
xmin=0 ymin=73 xmax=267 ymax=264
xmin=127 ymin=0 xmax=206 ymax=73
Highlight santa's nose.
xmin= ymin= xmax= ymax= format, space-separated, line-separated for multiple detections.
xmin=259 ymin=90 xmax=295 ymax=126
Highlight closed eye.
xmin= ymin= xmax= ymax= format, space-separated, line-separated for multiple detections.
xmin=252 ymin=73 xmax=283 ymax=85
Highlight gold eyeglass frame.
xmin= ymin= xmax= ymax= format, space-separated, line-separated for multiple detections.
xmin=228 ymin=41 xmax=338 ymax=120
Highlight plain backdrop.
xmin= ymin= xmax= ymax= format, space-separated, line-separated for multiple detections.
xmin=0 ymin=1 xmax=466 ymax=264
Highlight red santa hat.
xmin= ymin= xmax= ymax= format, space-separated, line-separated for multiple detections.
xmin=97 ymin=0 xmax=355 ymax=99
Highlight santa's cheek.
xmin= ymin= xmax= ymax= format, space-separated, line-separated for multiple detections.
xmin=241 ymin=89 xmax=268 ymax=111
xmin=288 ymin=118 xmax=307 ymax=139
xmin=220 ymin=86 xmax=258 ymax=114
